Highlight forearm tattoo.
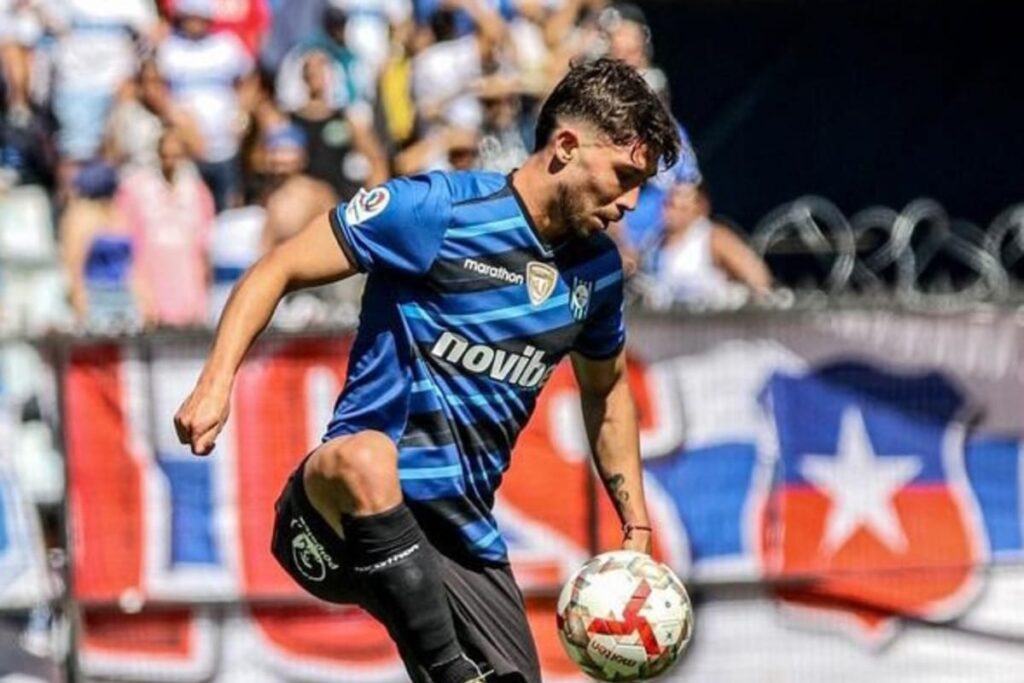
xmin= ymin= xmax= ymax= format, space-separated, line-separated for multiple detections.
xmin=606 ymin=473 xmax=630 ymax=505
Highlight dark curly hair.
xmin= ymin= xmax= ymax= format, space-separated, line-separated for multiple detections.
xmin=535 ymin=58 xmax=681 ymax=170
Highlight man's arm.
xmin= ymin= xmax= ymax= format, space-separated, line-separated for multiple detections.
xmin=174 ymin=211 xmax=355 ymax=455
xmin=710 ymin=224 xmax=773 ymax=296
xmin=571 ymin=349 xmax=653 ymax=554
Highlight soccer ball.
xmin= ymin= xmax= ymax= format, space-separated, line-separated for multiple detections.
xmin=556 ymin=551 xmax=693 ymax=681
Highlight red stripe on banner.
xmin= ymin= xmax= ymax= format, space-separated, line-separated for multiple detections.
xmin=234 ymin=337 xmax=352 ymax=598
xmin=82 ymin=609 xmax=195 ymax=658
xmin=65 ymin=344 xmax=144 ymax=601
xmin=250 ymin=606 xmax=399 ymax=665
xmin=527 ymin=597 xmax=582 ymax=677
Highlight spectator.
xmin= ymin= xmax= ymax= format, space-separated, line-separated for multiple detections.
xmin=642 ymin=183 xmax=773 ymax=308
xmin=275 ymin=4 xmax=367 ymax=113
xmin=161 ymin=0 xmax=271 ymax=57
xmin=502 ymin=0 xmax=552 ymax=95
xmin=289 ymin=49 xmax=388 ymax=199
xmin=117 ymin=128 xmax=215 ymax=327
xmin=157 ymin=0 xmax=256 ymax=211
xmin=1 ymin=100 xmax=55 ymax=191
xmin=59 ymin=160 xmax=139 ymax=330
xmin=393 ymin=125 xmax=478 ymax=174
xmin=599 ymin=2 xmax=668 ymax=100
xmin=208 ymin=204 xmax=265 ymax=323
xmin=0 ymin=0 xmax=45 ymax=115
xmin=105 ymin=59 xmax=206 ymax=171
xmin=474 ymin=75 xmax=530 ymax=173
xmin=331 ymin=0 xmax=413 ymax=83
xmin=410 ymin=0 xmax=506 ymax=131
xmin=259 ymin=0 xmax=328 ymax=74
xmin=45 ymin=0 xmax=158 ymax=193
xmin=259 ymin=123 xmax=337 ymax=247
xmin=254 ymin=122 xmax=361 ymax=327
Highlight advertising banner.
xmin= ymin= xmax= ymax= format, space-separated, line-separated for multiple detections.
xmin=64 ymin=310 xmax=1024 ymax=681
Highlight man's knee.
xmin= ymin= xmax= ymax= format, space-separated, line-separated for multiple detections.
xmin=306 ymin=431 xmax=401 ymax=514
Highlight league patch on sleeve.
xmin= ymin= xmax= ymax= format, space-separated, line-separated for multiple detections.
xmin=344 ymin=186 xmax=391 ymax=226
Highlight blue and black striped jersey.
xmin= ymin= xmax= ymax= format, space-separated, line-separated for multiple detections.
xmin=324 ymin=170 xmax=625 ymax=563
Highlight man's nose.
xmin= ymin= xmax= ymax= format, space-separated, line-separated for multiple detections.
xmin=616 ymin=185 xmax=642 ymax=214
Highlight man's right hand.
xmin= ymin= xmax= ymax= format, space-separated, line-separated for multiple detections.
xmin=174 ymin=381 xmax=232 ymax=456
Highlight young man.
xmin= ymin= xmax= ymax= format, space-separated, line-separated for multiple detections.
xmin=174 ymin=58 xmax=681 ymax=683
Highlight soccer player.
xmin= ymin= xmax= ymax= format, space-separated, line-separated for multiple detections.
xmin=174 ymin=58 xmax=681 ymax=683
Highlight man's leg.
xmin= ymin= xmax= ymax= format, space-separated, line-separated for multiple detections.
xmin=303 ymin=430 xmax=485 ymax=683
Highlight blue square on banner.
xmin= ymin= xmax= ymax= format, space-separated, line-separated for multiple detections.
xmin=965 ymin=438 xmax=1023 ymax=557
xmin=646 ymin=443 xmax=757 ymax=562
xmin=157 ymin=456 xmax=219 ymax=566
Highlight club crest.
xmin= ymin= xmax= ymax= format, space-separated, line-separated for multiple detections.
xmin=526 ymin=262 xmax=558 ymax=306
xmin=570 ymin=277 xmax=593 ymax=320
xmin=760 ymin=362 xmax=985 ymax=644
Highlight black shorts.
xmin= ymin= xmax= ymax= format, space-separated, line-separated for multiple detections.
xmin=270 ymin=459 xmax=542 ymax=683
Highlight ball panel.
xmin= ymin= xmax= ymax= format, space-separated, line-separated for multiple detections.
xmin=555 ymin=551 xmax=694 ymax=682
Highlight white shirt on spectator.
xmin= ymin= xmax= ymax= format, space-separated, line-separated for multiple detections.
xmin=331 ymin=0 xmax=411 ymax=77
xmin=158 ymin=30 xmax=253 ymax=162
xmin=0 ymin=0 xmax=44 ymax=45
xmin=412 ymin=34 xmax=482 ymax=128
xmin=653 ymin=216 xmax=734 ymax=306
xmin=208 ymin=205 xmax=265 ymax=322
xmin=45 ymin=0 xmax=156 ymax=91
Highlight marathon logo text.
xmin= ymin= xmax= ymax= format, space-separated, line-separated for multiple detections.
xmin=431 ymin=331 xmax=555 ymax=389
xmin=463 ymin=258 xmax=524 ymax=285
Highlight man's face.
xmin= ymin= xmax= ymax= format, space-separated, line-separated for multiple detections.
xmin=302 ymin=52 xmax=332 ymax=98
xmin=265 ymin=144 xmax=306 ymax=177
xmin=555 ymin=129 xmax=655 ymax=239
xmin=608 ymin=21 xmax=649 ymax=69
xmin=159 ymin=133 xmax=186 ymax=180
xmin=179 ymin=15 xmax=211 ymax=39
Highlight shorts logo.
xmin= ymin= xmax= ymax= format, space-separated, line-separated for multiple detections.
xmin=290 ymin=517 xmax=339 ymax=583
xmin=570 ymin=277 xmax=593 ymax=321
xmin=526 ymin=262 xmax=558 ymax=306
xmin=344 ymin=186 xmax=391 ymax=226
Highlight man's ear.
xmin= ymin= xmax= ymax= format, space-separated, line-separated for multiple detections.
xmin=553 ymin=127 xmax=580 ymax=165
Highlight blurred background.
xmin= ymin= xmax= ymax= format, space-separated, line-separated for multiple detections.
xmin=1 ymin=0 xmax=1023 ymax=681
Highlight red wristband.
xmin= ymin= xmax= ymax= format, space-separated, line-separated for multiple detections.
xmin=623 ymin=523 xmax=653 ymax=537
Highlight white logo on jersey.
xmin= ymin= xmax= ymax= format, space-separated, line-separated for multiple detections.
xmin=463 ymin=258 xmax=524 ymax=285
xmin=526 ymin=262 xmax=558 ymax=306
xmin=430 ymin=331 xmax=555 ymax=389
xmin=344 ymin=186 xmax=391 ymax=226
xmin=290 ymin=517 xmax=339 ymax=582
xmin=570 ymin=277 xmax=593 ymax=321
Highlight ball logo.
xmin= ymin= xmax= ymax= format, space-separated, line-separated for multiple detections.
xmin=345 ymin=186 xmax=391 ymax=226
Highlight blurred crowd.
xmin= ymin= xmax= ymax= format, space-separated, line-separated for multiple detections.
xmin=0 ymin=0 xmax=774 ymax=339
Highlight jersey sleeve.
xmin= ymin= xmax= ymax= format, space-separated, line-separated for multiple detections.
xmin=573 ymin=268 xmax=626 ymax=360
xmin=329 ymin=173 xmax=452 ymax=276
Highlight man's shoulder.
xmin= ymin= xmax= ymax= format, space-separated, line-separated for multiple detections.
xmin=352 ymin=170 xmax=509 ymax=231
xmin=438 ymin=169 xmax=510 ymax=207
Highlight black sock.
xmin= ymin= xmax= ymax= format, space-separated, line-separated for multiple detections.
xmin=342 ymin=503 xmax=480 ymax=682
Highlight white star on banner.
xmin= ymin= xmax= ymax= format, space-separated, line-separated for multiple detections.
xmin=799 ymin=408 xmax=922 ymax=554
